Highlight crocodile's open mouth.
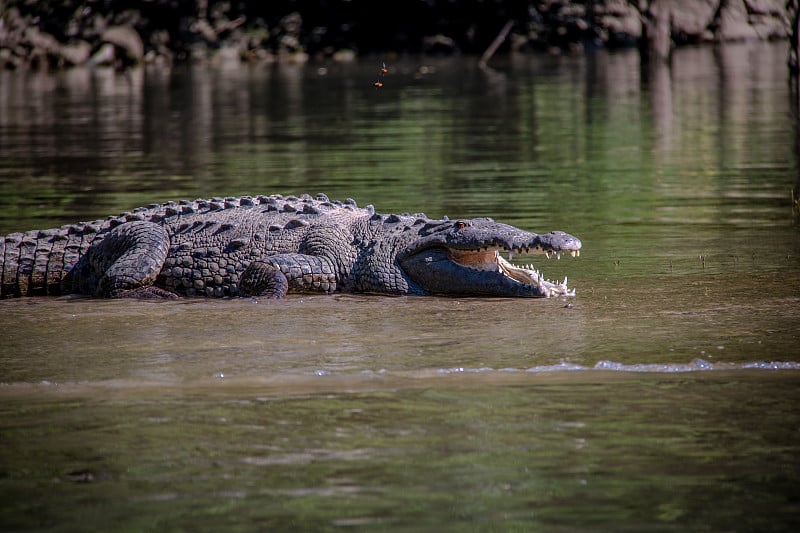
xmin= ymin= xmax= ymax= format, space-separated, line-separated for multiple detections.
xmin=448 ymin=248 xmax=578 ymax=297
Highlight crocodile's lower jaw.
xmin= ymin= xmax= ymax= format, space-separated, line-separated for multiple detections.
xmin=448 ymin=248 xmax=575 ymax=297
xmin=497 ymin=253 xmax=574 ymax=297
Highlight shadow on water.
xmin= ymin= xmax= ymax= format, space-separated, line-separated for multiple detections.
xmin=1 ymin=42 xmax=799 ymax=531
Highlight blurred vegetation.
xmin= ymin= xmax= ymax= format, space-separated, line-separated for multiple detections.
xmin=0 ymin=1 xmax=791 ymax=69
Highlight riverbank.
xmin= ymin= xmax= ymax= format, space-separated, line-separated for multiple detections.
xmin=0 ymin=0 xmax=792 ymax=70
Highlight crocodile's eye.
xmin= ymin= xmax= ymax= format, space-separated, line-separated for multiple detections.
xmin=455 ymin=221 xmax=467 ymax=230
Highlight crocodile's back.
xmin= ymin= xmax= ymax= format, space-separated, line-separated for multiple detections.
xmin=1 ymin=194 xmax=367 ymax=298
xmin=154 ymin=194 xmax=370 ymax=296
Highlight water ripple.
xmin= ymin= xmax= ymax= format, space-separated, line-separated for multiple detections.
xmin=431 ymin=359 xmax=800 ymax=375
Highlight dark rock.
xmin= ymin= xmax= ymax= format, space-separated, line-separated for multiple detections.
xmin=670 ymin=0 xmax=717 ymax=42
xmin=23 ymin=26 xmax=61 ymax=55
xmin=101 ymin=25 xmax=144 ymax=62
xmin=745 ymin=0 xmax=790 ymax=39
xmin=596 ymin=0 xmax=642 ymax=45
xmin=60 ymin=40 xmax=92 ymax=65
xmin=88 ymin=42 xmax=115 ymax=66
xmin=717 ymin=0 xmax=761 ymax=41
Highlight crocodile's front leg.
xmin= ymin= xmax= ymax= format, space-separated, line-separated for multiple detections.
xmin=240 ymin=254 xmax=337 ymax=298
xmin=86 ymin=221 xmax=176 ymax=298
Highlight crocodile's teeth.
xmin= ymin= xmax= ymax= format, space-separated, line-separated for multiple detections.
xmin=570 ymin=250 xmax=577 ymax=258
xmin=557 ymin=252 xmax=561 ymax=260
xmin=545 ymin=251 xmax=552 ymax=259
xmin=508 ymin=250 xmax=514 ymax=261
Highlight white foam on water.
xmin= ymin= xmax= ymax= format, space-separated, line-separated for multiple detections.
xmin=430 ymin=359 xmax=800 ymax=375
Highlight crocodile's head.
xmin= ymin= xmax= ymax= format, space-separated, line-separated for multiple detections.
xmin=397 ymin=217 xmax=581 ymax=298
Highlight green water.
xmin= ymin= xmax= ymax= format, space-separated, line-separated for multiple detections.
xmin=2 ymin=376 xmax=799 ymax=531
xmin=1 ymin=41 xmax=799 ymax=531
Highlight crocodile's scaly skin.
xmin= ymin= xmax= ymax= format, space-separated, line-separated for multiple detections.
xmin=0 ymin=193 xmax=581 ymax=299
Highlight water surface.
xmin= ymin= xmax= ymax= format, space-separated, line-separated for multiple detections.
xmin=1 ymin=42 xmax=799 ymax=531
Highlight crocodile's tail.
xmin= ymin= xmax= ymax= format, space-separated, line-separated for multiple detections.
xmin=0 ymin=226 xmax=99 ymax=298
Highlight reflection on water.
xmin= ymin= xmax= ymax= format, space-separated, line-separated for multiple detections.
xmin=1 ymin=43 xmax=796 ymax=230
xmin=1 ymin=41 xmax=799 ymax=530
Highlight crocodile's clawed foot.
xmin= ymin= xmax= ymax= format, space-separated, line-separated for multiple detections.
xmin=240 ymin=261 xmax=289 ymax=299
xmin=112 ymin=286 xmax=179 ymax=299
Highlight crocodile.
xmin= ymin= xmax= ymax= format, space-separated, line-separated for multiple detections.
xmin=0 ymin=193 xmax=581 ymax=299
